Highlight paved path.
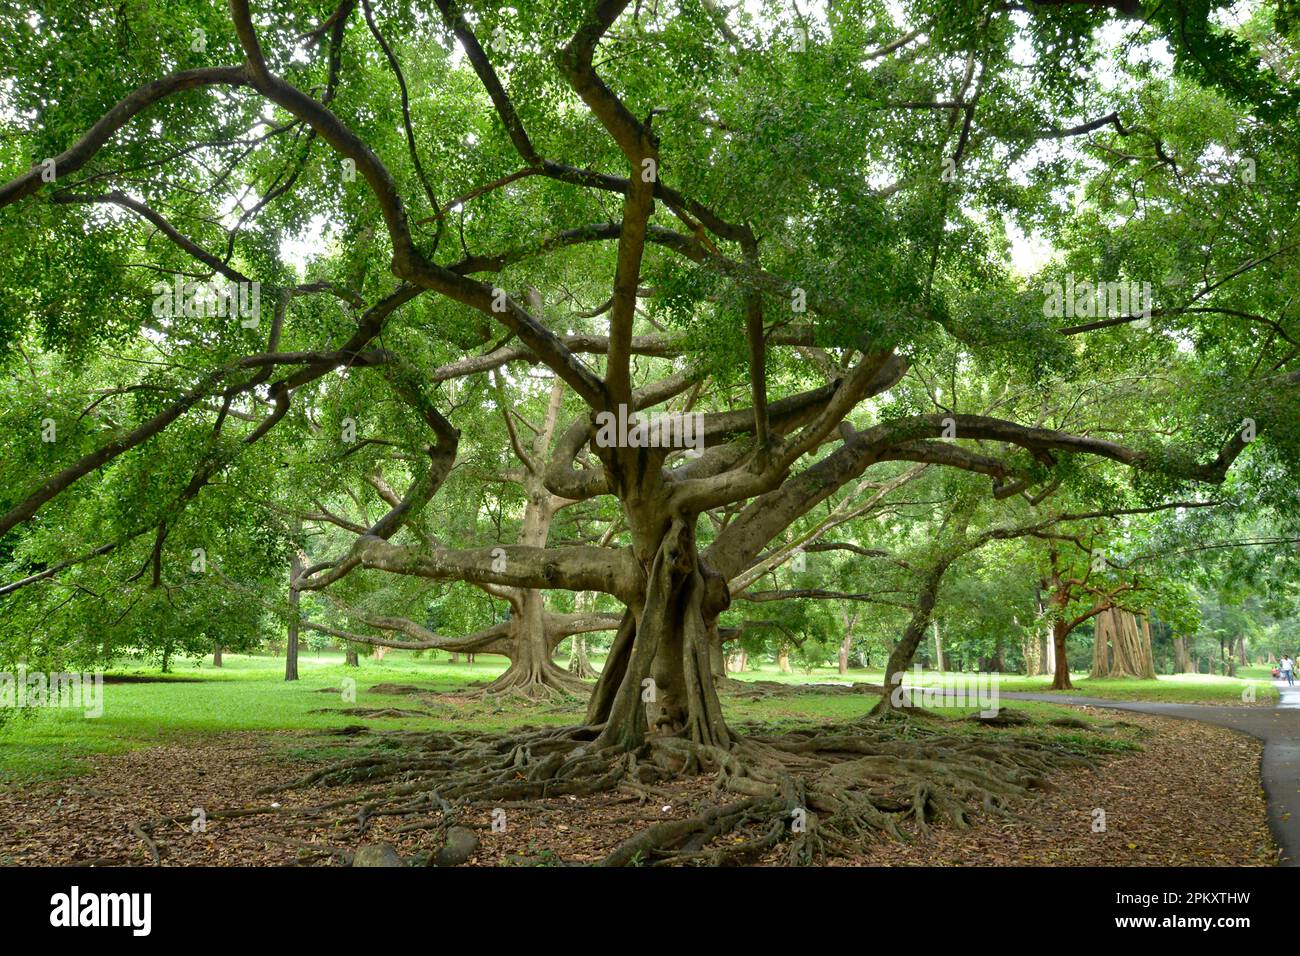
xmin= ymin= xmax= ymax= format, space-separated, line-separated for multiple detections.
xmin=1001 ymin=681 xmax=1300 ymax=865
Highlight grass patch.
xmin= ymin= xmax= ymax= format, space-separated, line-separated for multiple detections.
xmin=0 ymin=651 xmax=1247 ymax=787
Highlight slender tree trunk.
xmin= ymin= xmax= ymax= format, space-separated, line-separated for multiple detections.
xmin=932 ymin=619 xmax=944 ymax=672
xmin=345 ymin=648 xmax=359 ymax=667
xmin=873 ymin=561 xmax=950 ymax=714
xmin=484 ymin=374 xmax=584 ymax=695
xmin=286 ymin=549 xmax=301 ymax=682
xmin=838 ymin=606 xmax=859 ymax=676
xmin=1047 ymin=560 xmax=1072 ymax=689
xmin=213 ymin=644 xmax=223 ymax=667
xmin=1049 ymin=617 xmax=1072 ymax=690
xmin=568 ymin=633 xmax=599 ymax=679
xmin=1022 ymin=632 xmax=1041 ymax=676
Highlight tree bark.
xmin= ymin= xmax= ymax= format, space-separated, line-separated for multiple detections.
xmin=837 ymin=607 xmax=859 ymax=675
xmin=213 ymin=643 xmax=223 ymax=667
xmin=286 ymin=549 xmax=301 ymax=682
xmin=1050 ymin=616 xmax=1072 ymax=690
xmin=587 ymin=516 xmax=732 ymax=751
xmin=1091 ymin=608 xmax=1156 ymax=679
xmin=1022 ymin=631 xmax=1041 ymax=676
xmin=484 ymin=589 xmax=590 ymax=696
xmin=483 ymin=374 xmax=592 ymax=696
xmin=873 ymin=561 xmax=950 ymax=714
xmin=568 ymin=633 xmax=598 ymax=679
xmin=1047 ymin=558 xmax=1073 ymax=690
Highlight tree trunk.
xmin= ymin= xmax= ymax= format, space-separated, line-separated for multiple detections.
xmin=931 ymin=619 xmax=944 ymax=672
xmin=586 ymin=517 xmax=731 ymax=752
xmin=1173 ymin=636 xmax=1191 ymax=673
xmin=485 ymin=590 xmax=589 ymax=696
xmin=482 ymin=376 xmax=587 ymax=696
xmin=707 ymin=624 xmax=729 ymax=685
xmin=286 ymin=549 xmax=301 ymax=682
xmin=345 ymin=648 xmax=359 ymax=667
xmin=213 ymin=644 xmax=223 ymax=667
xmin=1049 ymin=617 xmax=1072 ymax=690
xmin=873 ymin=562 xmax=949 ymax=714
xmin=837 ymin=607 xmax=859 ymax=675
xmin=568 ymin=633 xmax=599 ymax=680
xmin=1046 ymin=575 xmax=1074 ymax=689
xmin=1091 ymin=608 xmax=1156 ymax=679
xmin=1022 ymin=631 xmax=1041 ymax=676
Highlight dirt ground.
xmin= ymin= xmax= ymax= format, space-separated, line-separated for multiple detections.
xmin=0 ymin=710 xmax=1276 ymax=867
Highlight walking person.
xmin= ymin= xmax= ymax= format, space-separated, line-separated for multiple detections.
xmin=1282 ymin=655 xmax=1295 ymax=687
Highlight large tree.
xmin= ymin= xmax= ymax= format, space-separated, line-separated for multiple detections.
xmin=3 ymin=0 xmax=1299 ymax=861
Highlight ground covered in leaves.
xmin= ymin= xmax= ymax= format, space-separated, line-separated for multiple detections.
xmin=0 ymin=700 xmax=1275 ymax=867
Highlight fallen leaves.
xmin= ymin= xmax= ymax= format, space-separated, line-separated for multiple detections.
xmin=0 ymin=709 xmax=1277 ymax=867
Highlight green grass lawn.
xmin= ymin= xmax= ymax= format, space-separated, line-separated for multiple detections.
xmin=0 ymin=650 xmax=1270 ymax=787
xmin=727 ymin=661 xmax=1277 ymax=705
xmin=975 ymin=671 xmax=1278 ymax=704
xmin=0 ymin=652 xmax=521 ymax=785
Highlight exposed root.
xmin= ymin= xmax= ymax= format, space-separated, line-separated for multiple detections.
xmin=312 ymin=706 xmax=431 ymax=718
xmin=478 ymin=661 xmax=592 ymax=701
xmin=717 ymin=678 xmax=882 ymax=699
xmin=237 ymin=713 xmax=1095 ymax=867
xmin=131 ymin=823 xmax=162 ymax=865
